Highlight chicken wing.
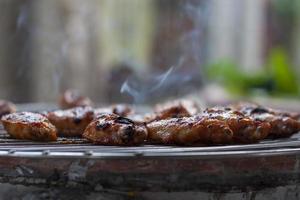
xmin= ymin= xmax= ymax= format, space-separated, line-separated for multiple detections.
xmin=83 ymin=113 xmax=147 ymax=145
xmin=1 ymin=112 xmax=57 ymax=141
xmin=47 ymin=106 xmax=94 ymax=136
xmin=147 ymin=115 xmax=233 ymax=145
xmin=231 ymin=102 xmax=300 ymax=138
xmin=203 ymin=107 xmax=270 ymax=143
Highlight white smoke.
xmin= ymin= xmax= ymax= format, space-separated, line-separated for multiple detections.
xmin=120 ymin=67 xmax=174 ymax=103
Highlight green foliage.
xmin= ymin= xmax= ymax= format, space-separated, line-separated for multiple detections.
xmin=206 ymin=48 xmax=299 ymax=97
xmin=267 ymin=48 xmax=299 ymax=95
xmin=206 ymin=61 xmax=269 ymax=95
xmin=273 ymin=0 xmax=297 ymax=17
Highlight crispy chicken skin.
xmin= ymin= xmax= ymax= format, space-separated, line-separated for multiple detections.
xmin=59 ymin=89 xmax=93 ymax=109
xmin=147 ymin=116 xmax=233 ymax=145
xmin=0 ymin=100 xmax=16 ymax=118
xmin=146 ymin=100 xmax=200 ymax=122
xmin=1 ymin=112 xmax=57 ymax=141
xmin=47 ymin=106 xmax=94 ymax=136
xmin=231 ymin=102 xmax=300 ymax=138
xmin=203 ymin=107 xmax=270 ymax=143
xmin=83 ymin=113 xmax=148 ymax=145
xmin=94 ymin=104 xmax=133 ymax=117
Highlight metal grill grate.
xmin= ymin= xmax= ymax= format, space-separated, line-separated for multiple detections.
xmin=1 ymin=104 xmax=300 ymax=192
xmin=0 ymin=103 xmax=300 ymax=158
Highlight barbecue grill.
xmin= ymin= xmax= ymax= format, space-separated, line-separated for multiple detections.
xmin=0 ymin=104 xmax=300 ymax=199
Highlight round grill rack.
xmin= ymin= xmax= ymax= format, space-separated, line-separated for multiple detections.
xmin=0 ymin=103 xmax=300 ymax=193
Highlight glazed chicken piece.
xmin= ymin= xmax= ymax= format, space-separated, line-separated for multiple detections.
xmin=59 ymin=89 xmax=93 ymax=109
xmin=203 ymin=107 xmax=270 ymax=143
xmin=0 ymin=100 xmax=16 ymax=118
xmin=83 ymin=113 xmax=148 ymax=145
xmin=47 ymin=106 xmax=94 ymax=137
xmin=147 ymin=115 xmax=233 ymax=145
xmin=146 ymin=100 xmax=200 ymax=122
xmin=1 ymin=112 xmax=57 ymax=141
xmin=231 ymin=102 xmax=300 ymax=138
xmin=94 ymin=104 xmax=134 ymax=117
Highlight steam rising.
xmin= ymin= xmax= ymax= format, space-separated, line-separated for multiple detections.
xmin=121 ymin=67 xmax=174 ymax=104
xmin=17 ymin=5 xmax=28 ymax=29
xmin=120 ymin=1 xmax=208 ymax=104
xmin=5 ymin=1 xmax=208 ymax=102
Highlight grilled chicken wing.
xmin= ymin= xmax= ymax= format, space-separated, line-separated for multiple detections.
xmin=203 ymin=107 xmax=270 ymax=143
xmin=231 ymin=103 xmax=300 ymax=138
xmin=59 ymin=89 xmax=93 ymax=109
xmin=146 ymin=100 xmax=200 ymax=122
xmin=83 ymin=113 xmax=147 ymax=145
xmin=1 ymin=112 xmax=57 ymax=141
xmin=47 ymin=106 xmax=94 ymax=136
xmin=147 ymin=115 xmax=233 ymax=145
xmin=0 ymin=100 xmax=16 ymax=118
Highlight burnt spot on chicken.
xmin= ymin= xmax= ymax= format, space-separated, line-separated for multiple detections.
xmin=73 ymin=117 xmax=82 ymax=124
xmin=83 ymin=113 xmax=147 ymax=145
xmin=96 ymin=122 xmax=110 ymax=131
xmin=249 ymin=107 xmax=269 ymax=114
xmin=115 ymin=116 xmax=134 ymax=125
xmin=121 ymin=126 xmax=135 ymax=143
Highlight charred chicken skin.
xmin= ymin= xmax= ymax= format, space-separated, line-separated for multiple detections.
xmin=231 ymin=103 xmax=300 ymax=138
xmin=59 ymin=89 xmax=93 ymax=109
xmin=147 ymin=115 xmax=233 ymax=145
xmin=1 ymin=112 xmax=57 ymax=141
xmin=47 ymin=106 xmax=94 ymax=136
xmin=83 ymin=113 xmax=148 ymax=145
xmin=203 ymin=107 xmax=271 ymax=143
xmin=0 ymin=100 xmax=16 ymax=118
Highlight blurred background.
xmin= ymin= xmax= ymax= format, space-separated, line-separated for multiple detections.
xmin=0 ymin=0 xmax=299 ymax=106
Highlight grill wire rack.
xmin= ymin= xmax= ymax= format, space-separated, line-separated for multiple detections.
xmin=0 ymin=103 xmax=300 ymax=193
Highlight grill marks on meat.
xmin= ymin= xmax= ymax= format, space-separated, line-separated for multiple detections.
xmin=0 ymin=100 xmax=16 ymax=118
xmin=1 ymin=100 xmax=299 ymax=146
xmin=146 ymin=102 xmax=299 ymax=145
xmin=231 ymin=103 xmax=300 ymax=138
xmin=1 ymin=112 xmax=57 ymax=141
xmin=147 ymin=116 xmax=233 ymax=145
xmin=83 ymin=113 xmax=148 ymax=145
xmin=203 ymin=108 xmax=270 ymax=143
xmin=47 ymin=106 xmax=94 ymax=136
